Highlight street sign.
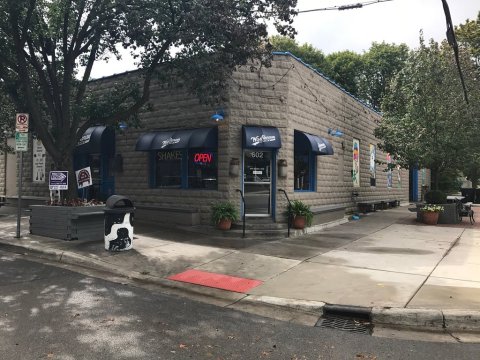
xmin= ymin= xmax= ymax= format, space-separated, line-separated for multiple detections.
xmin=15 ymin=113 xmax=29 ymax=133
xmin=49 ymin=171 xmax=69 ymax=190
xmin=75 ymin=167 xmax=93 ymax=189
xmin=15 ymin=132 xmax=28 ymax=151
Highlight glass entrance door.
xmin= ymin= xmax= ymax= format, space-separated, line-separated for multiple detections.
xmin=243 ymin=150 xmax=272 ymax=216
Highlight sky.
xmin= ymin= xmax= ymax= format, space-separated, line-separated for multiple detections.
xmin=89 ymin=0 xmax=480 ymax=79
xmin=294 ymin=0 xmax=480 ymax=54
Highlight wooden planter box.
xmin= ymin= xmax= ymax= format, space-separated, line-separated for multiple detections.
xmin=29 ymin=205 xmax=105 ymax=241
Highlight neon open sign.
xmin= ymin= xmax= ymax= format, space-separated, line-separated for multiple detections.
xmin=193 ymin=152 xmax=213 ymax=164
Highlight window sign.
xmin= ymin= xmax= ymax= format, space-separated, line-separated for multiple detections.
xmin=193 ymin=152 xmax=214 ymax=165
xmin=157 ymin=151 xmax=182 ymax=161
xmin=369 ymin=144 xmax=376 ymax=187
xmin=188 ymin=150 xmax=217 ymax=189
xmin=352 ymin=139 xmax=360 ymax=188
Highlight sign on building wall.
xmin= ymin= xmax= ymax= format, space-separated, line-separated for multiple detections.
xmin=352 ymin=139 xmax=360 ymax=187
xmin=76 ymin=167 xmax=93 ymax=189
xmin=396 ymin=165 xmax=402 ymax=188
xmin=33 ymin=138 xmax=46 ymax=183
xmin=369 ymin=144 xmax=376 ymax=187
xmin=386 ymin=153 xmax=393 ymax=188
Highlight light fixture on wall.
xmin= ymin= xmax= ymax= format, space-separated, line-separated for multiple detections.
xmin=211 ymin=109 xmax=225 ymax=122
xmin=118 ymin=121 xmax=128 ymax=143
xmin=118 ymin=121 xmax=128 ymax=132
xmin=278 ymin=159 xmax=288 ymax=178
xmin=327 ymin=128 xmax=344 ymax=137
xmin=229 ymin=158 xmax=239 ymax=177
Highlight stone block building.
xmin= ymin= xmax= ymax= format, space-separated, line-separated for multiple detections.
xmin=1 ymin=52 xmax=415 ymax=228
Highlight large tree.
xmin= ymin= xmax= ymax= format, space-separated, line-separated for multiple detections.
xmin=269 ymin=35 xmax=329 ymax=73
xmin=0 ymin=0 xmax=297 ymax=195
xmin=325 ymin=50 xmax=363 ymax=97
xmin=375 ymin=38 xmax=480 ymax=190
xmin=456 ymin=11 xmax=480 ymax=66
xmin=357 ymin=42 xmax=409 ymax=110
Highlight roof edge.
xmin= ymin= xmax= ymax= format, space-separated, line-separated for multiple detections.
xmin=272 ymin=51 xmax=381 ymax=115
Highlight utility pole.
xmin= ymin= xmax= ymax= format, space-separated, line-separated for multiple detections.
xmin=15 ymin=113 xmax=29 ymax=238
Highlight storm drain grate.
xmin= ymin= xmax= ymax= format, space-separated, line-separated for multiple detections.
xmin=315 ymin=316 xmax=372 ymax=335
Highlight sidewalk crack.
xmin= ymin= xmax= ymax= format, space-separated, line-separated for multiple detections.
xmin=404 ymin=229 xmax=465 ymax=308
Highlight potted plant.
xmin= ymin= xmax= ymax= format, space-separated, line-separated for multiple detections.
xmin=211 ymin=201 xmax=239 ymax=230
xmin=288 ymin=200 xmax=313 ymax=229
xmin=421 ymin=204 xmax=444 ymax=225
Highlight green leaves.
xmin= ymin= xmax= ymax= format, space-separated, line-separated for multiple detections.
xmin=0 ymin=0 xmax=297 ymax=168
xmin=375 ymin=38 xmax=480 ymax=190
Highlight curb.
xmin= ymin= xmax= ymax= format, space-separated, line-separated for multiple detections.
xmin=239 ymin=295 xmax=325 ymax=314
xmin=2 ymin=240 xmax=480 ymax=333
xmin=372 ymin=307 xmax=444 ymax=329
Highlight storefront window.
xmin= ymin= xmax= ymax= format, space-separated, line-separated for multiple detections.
xmin=152 ymin=149 xmax=218 ymax=189
xmin=294 ymin=131 xmax=316 ymax=192
xmin=188 ymin=150 xmax=218 ymax=189
xmin=154 ymin=150 xmax=183 ymax=188
xmin=294 ymin=152 xmax=314 ymax=191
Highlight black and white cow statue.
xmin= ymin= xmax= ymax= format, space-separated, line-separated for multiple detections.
xmin=104 ymin=212 xmax=133 ymax=251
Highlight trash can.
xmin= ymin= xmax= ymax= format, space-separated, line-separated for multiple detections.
xmin=104 ymin=195 xmax=135 ymax=251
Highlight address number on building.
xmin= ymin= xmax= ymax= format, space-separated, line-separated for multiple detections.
xmin=250 ymin=152 xmax=264 ymax=158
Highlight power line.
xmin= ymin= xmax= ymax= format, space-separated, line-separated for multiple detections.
xmin=298 ymin=0 xmax=393 ymax=14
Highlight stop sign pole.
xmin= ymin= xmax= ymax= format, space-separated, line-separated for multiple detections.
xmin=15 ymin=113 xmax=29 ymax=239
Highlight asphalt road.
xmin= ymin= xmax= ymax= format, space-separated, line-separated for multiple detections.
xmin=0 ymin=250 xmax=479 ymax=360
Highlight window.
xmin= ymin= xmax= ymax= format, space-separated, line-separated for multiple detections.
xmin=188 ymin=150 xmax=218 ymax=189
xmin=294 ymin=131 xmax=316 ymax=191
xmin=151 ymin=149 xmax=218 ymax=190
xmin=154 ymin=150 xmax=183 ymax=188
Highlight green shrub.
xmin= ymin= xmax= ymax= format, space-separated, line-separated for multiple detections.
xmin=288 ymin=200 xmax=313 ymax=226
xmin=211 ymin=202 xmax=239 ymax=224
xmin=425 ymin=190 xmax=447 ymax=204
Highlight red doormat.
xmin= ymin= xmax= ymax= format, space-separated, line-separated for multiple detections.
xmin=167 ymin=269 xmax=262 ymax=293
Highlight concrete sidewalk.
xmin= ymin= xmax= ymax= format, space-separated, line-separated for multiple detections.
xmin=1 ymin=206 xmax=479 ymax=337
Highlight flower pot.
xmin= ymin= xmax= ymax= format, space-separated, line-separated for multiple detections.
xmin=422 ymin=211 xmax=439 ymax=225
xmin=217 ymin=219 xmax=232 ymax=230
xmin=292 ymin=216 xmax=306 ymax=229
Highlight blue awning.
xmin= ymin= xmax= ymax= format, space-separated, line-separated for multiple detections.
xmin=296 ymin=131 xmax=334 ymax=155
xmin=75 ymin=126 xmax=115 ymax=156
xmin=135 ymin=127 xmax=218 ymax=151
xmin=242 ymin=126 xmax=282 ymax=149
